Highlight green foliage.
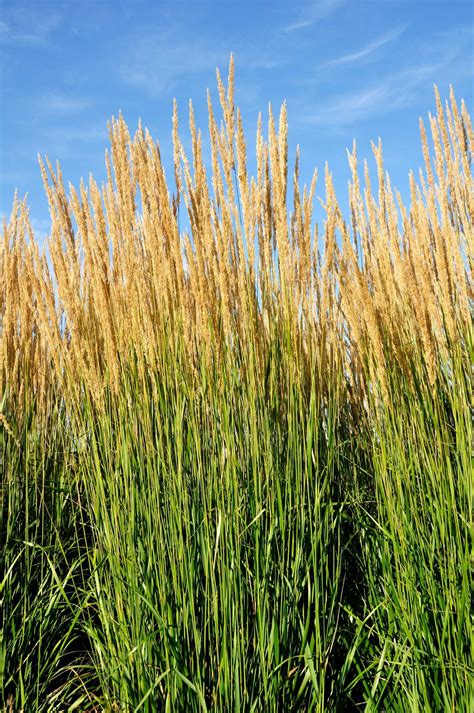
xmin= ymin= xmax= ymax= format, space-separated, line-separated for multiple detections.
xmin=2 ymin=331 xmax=472 ymax=710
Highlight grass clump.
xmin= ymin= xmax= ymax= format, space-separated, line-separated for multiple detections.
xmin=1 ymin=57 xmax=472 ymax=710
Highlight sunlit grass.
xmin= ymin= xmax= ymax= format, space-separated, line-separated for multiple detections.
xmin=1 ymin=59 xmax=472 ymax=710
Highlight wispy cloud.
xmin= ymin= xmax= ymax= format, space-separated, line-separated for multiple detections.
xmin=120 ymin=37 xmax=226 ymax=97
xmin=41 ymin=123 xmax=107 ymax=145
xmin=281 ymin=0 xmax=344 ymax=33
xmin=323 ymin=25 xmax=407 ymax=67
xmin=33 ymin=123 xmax=109 ymax=161
xmin=40 ymin=94 xmax=92 ymax=114
xmin=0 ymin=7 xmax=61 ymax=46
xmin=301 ymin=62 xmax=446 ymax=128
xmin=120 ymin=28 xmax=286 ymax=100
xmin=297 ymin=20 xmax=472 ymax=129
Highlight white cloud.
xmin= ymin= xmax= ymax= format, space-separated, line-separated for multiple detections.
xmin=41 ymin=94 xmax=92 ymax=114
xmin=295 ymin=20 xmax=473 ymax=129
xmin=120 ymin=39 xmax=226 ymax=97
xmin=281 ymin=0 xmax=344 ymax=33
xmin=34 ymin=122 xmax=108 ymax=162
xmin=119 ymin=29 xmax=288 ymax=102
xmin=323 ymin=25 xmax=407 ymax=67
xmin=0 ymin=7 xmax=61 ymax=46
xmin=301 ymin=62 xmax=446 ymax=128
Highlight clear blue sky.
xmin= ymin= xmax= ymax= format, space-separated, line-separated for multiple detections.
xmin=1 ymin=0 xmax=473 ymax=240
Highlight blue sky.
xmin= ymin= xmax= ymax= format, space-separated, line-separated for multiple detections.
xmin=1 ymin=0 xmax=473 ymax=240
